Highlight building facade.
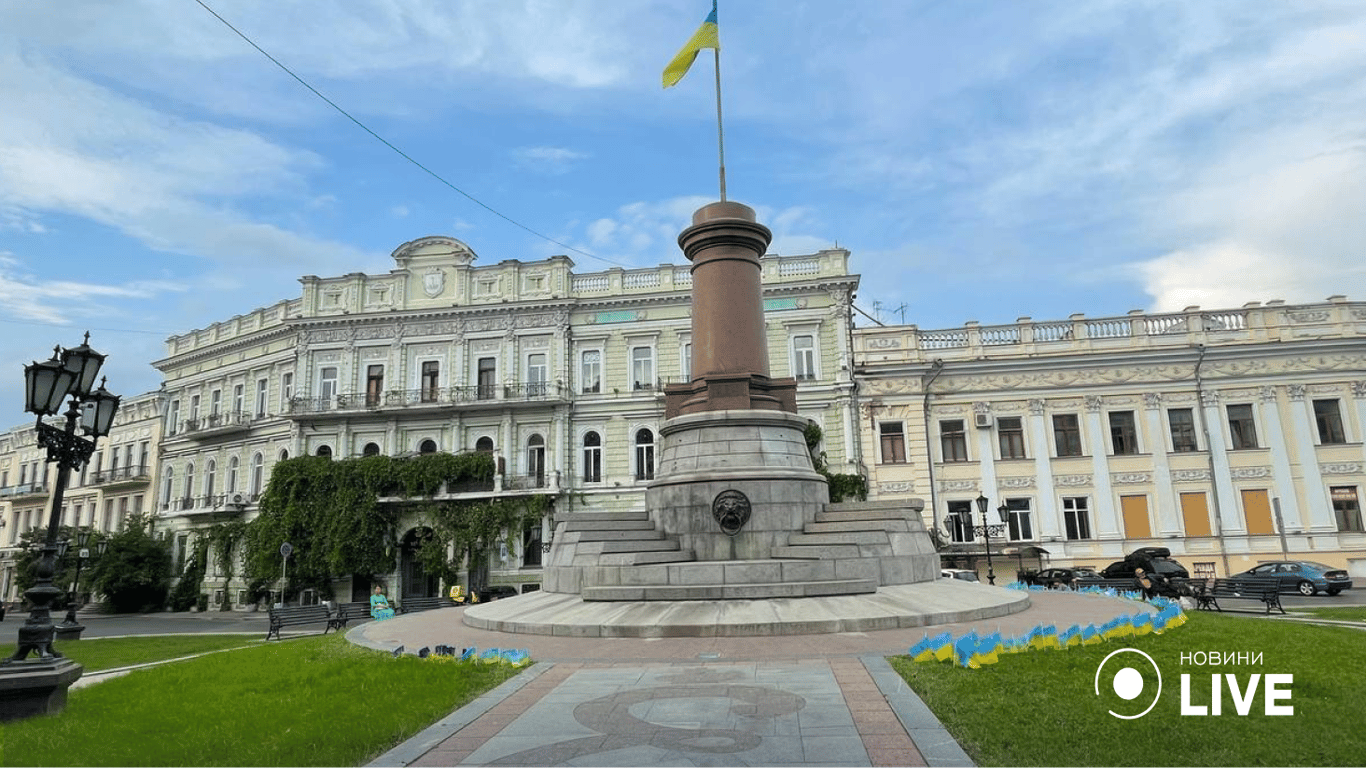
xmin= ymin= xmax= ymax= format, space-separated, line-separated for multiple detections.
xmin=854 ymin=298 xmax=1366 ymax=581
xmin=0 ymin=391 xmax=163 ymax=605
xmin=148 ymin=235 xmax=861 ymax=605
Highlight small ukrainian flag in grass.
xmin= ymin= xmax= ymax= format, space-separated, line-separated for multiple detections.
xmin=663 ymin=2 xmax=720 ymax=88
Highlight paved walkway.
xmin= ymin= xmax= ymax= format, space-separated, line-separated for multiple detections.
xmin=356 ymin=590 xmax=1152 ymax=767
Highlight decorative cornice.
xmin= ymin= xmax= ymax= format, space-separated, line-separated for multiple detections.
xmin=1322 ymin=463 xmax=1362 ymax=475
xmin=1112 ymin=472 xmax=1152 ymax=484
xmin=1230 ymin=467 xmax=1272 ymax=479
xmin=1172 ymin=469 xmax=1211 ymax=483
xmin=1055 ymin=474 xmax=1092 ymax=487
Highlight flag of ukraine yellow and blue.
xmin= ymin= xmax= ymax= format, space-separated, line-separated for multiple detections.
xmin=663 ymin=2 xmax=720 ymax=88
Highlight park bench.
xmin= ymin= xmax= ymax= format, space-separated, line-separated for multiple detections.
xmin=266 ymin=604 xmax=336 ymax=641
xmin=1077 ymin=578 xmax=1143 ymax=592
xmin=398 ymin=596 xmax=459 ymax=614
xmin=326 ymin=601 xmax=376 ymax=631
xmin=1196 ymin=577 xmax=1285 ymax=615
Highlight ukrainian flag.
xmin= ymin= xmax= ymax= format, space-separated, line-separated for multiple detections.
xmin=663 ymin=3 xmax=720 ymax=88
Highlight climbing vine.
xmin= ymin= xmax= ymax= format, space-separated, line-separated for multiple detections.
xmin=241 ymin=452 xmax=542 ymax=593
xmin=803 ymin=422 xmax=869 ymax=503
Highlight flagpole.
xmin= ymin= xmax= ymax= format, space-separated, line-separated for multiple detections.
xmin=712 ymin=2 xmax=727 ymax=202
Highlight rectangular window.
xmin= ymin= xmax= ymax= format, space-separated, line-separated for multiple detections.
xmin=1062 ymin=497 xmax=1091 ymax=540
xmin=526 ymin=353 xmax=548 ymax=396
xmin=233 ymin=383 xmax=245 ymax=413
xmin=209 ymin=390 xmax=222 ymax=417
xmin=522 ymin=520 xmax=543 ymax=568
xmin=1109 ymin=411 xmax=1138 ymax=455
xmin=281 ymin=373 xmax=294 ymax=409
xmin=946 ymin=500 xmax=974 ymax=543
xmin=940 ymin=420 xmax=968 ymax=462
xmin=681 ymin=343 xmax=692 ymax=382
xmin=792 ymin=334 xmax=816 ymax=381
xmin=580 ymin=350 xmax=601 ymax=394
xmin=189 ymin=395 xmax=200 ymax=425
xmin=255 ymin=378 xmax=268 ymax=418
xmin=582 ymin=434 xmax=602 ymax=483
xmin=1120 ymin=494 xmax=1152 ymax=538
xmin=477 ymin=357 xmax=497 ymax=400
xmin=1052 ymin=414 xmax=1082 ymax=457
xmin=1241 ymin=488 xmax=1273 ymax=534
xmin=366 ymin=365 xmax=384 ymax=407
xmin=1314 ymin=399 xmax=1347 ymax=445
xmin=420 ymin=361 xmax=440 ymax=402
xmin=1168 ymin=408 xmax=1197 ymax=452
xmin=879 ymin=422 xmax=907 ymax=464
xmin=1331 ymin=486 xmax=1364 ymax=532
xmin=168 ymin=400 xmax=180 ymax=436
xmin=631 ymin=346 xmax=654 ymax=390
xmin=1005 ymin=498 xmax=1033 ymax=541
xmin=1180 ymin=492 xmax=1212 ymax=537
xmin=319 ymin=367 xmax=339 ymax=401
xmin=998 ymin=417 xmax=1026 ymax=459
xmin=1227 ymin=404 xmax=1258 ymax=449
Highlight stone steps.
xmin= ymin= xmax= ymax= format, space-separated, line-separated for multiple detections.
xmin=804 ymin=520 xmax=913 ymax=534
xmin=815 ymin=508 xmax=914 ymax=524
xmin=582 ymin=578 xmax=877 ymax=602
xmin=562 ymin=520 xmax=659 ymax=532
xmin=601 ymin=539 xmax=682 ymax=553
xmin=597 ymin=550 xmax=697 ymax=566
xmin=770 ymin=544 xmax=863 ymax=560
xmin=786 ymin=530 xmax=889 ymax=547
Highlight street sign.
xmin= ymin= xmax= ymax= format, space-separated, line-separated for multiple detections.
xmin=280 ymin=542 xmax=293 ymax=558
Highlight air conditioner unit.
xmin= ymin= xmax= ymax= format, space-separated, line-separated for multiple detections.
xmin=974 ymin=413 xmax=993 ymax=429
xmin=229 ymin=493 xmax=247 ymax=505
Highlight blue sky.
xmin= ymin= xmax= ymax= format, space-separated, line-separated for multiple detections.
xmin=3 ymin=1 xmax=1365 ymax=421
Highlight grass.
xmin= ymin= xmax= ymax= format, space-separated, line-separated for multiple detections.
xmin=0 ymin=633 xmax=523 ymax=766
xmin=889 ymin=611 xmax=1366 ymax=766
xmin=1287 ymin=605 xmax=1366 ymax=622
xmin=0 ymin=634 xmax=259 ymax=672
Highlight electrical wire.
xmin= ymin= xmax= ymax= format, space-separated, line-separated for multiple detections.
xmin=191 ymin=0 xmax=627 ymax=268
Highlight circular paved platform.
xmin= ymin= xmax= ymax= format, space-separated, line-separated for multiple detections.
xmin=459 ymin=580 xmax=1030 ymax=638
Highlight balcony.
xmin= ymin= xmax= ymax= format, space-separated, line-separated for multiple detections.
xmin=286 ymin=383 xmax=570 ymax=418
xmin=181 ymin=411 xmax=255 ymax=440
xmin=0 ymin=482 xmax=49 ymax=499
xmin=88 ymin=465 xmax=151 ymax=488
xmin=160 ymin=493 xmax=256 ymax=516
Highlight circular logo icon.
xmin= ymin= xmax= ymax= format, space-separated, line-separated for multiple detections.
xmin=1094 ymin=647 xmax=1162 ymax=719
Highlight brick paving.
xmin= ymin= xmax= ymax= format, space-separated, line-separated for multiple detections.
xmin=363 ymin=590 xmax=1150 ymax=767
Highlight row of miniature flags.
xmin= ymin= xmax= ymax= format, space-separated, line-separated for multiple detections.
xmin=908 ymin=599 xmax=1187 ymax=669
xmin=1007 ymin=582 xmax=1150 ymax=599
xmin=393 ymin=644 xmax=532 ymax=667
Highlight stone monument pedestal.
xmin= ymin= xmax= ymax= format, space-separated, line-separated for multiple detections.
xmin=0 ymin=657 xmax=84 ymax=722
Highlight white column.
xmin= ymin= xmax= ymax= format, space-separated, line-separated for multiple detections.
xmin=1257 ymin=386 xmax=1303 ymax=531
xmin=1202 ymin=391 xmax=1243 ymax=534
xmin=974 ymin=407 xmax=997 ymax=500
xmin=1287 ymin=385 xmax=1335 ymax=530
xmin=1085 ymin=396 xmax=1121 ymax=538
xmin=1144 ymin=394 xmax=1181 ymax=535
xmin=1028 ymin=399 xmax=1060 ymax=539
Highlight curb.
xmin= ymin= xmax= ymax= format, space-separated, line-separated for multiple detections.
xmin=862 ymin=655 xmax=975 ymax=768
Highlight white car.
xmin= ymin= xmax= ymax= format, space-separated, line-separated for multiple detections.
xmin=941 ymin=568 xmax=981 ymax=583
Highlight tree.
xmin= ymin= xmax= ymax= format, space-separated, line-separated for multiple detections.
xmin=86 ymin=516 xmax=172 ymax=613
xmin=11 ymin=525 xmax=85 ymax=610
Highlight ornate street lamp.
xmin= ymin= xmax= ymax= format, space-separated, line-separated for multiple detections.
xmin=56 ymin=530 xmax=105 ymax=636
xmin=0 ymin=333 xmax=120 ymax=721
xmin=975 ymin=493 xmax=1009 ymax=585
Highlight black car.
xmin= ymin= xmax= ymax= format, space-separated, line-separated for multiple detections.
xmin=1100 ymin=547 xmax=1190 ymax=580
xmin=477 ymin=585 xmax=520 ymax=602
xmin=1027 ymin=567 xmax=1101 ymax=589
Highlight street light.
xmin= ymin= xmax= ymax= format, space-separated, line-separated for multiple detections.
xmin=0 ymin=333 xmax=120 ymax=721
xmin=958 ymin=493 xmax=1009 ymax=585
xmin=56 ymin=530 xmax=106 ymax=636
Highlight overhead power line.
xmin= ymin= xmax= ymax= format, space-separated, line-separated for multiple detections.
xmin=192 ymin=0 xmax=626 ymax=267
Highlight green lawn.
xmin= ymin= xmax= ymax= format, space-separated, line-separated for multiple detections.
xmin=0 ymin=634 xmax=259 ymax=672
xmin=1287 ymin=605 xmax=1366 ymax=622
xmin=0 ymin=634 xmax=523 ymax=767
xmin=891 ymin=611 xmax=1366 ymax=766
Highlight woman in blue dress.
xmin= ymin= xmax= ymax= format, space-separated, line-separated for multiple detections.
xmin=370 ymin=585 xmax=395 ymax=620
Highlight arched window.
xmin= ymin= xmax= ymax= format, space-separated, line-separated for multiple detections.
xmin=279 ymin=449 xmax=289 ymax=461
xmin=162 ymin=467 xmax=174 ymax=508
xmin=362 ymin=442 xmax=381 ymax=457
xmin=227 ymin=456 xmax=239 ymax=492
xmin=526 ymin=434 xmax=545 ymax=487
xmin=475 ymin=436 xmax=494 ymax=453
xmin=183 ymin=463 xmax=195 ymax=503
xmin=634 ymin=429 xmax=655 ymax=481
xmin=582 ymin=431 xmax=602 ymax=483
xmin=205 ymin=460 xmax=216 ymax=500
xmin=316 ymin=445 xmax=332 ymax=458
xmin=250 ymin=453 xmax=265 ymax=496
xmin=419 ymin=439 xmax=437 ymax=455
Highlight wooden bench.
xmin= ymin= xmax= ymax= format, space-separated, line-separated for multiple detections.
xmin=325 ymin=601 xmax=376 ymax=631
xmin=1197 ymin=577 xmax=1285 ymax=615
xmin=398 ymin=596 xmax=458 ymax=614
xmin=266 ymin=604 xmax=336 ymax=641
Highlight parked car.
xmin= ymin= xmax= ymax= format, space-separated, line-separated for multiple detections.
xmin=941 ymin=568 xmax=981 ymax=583
xmin=1230 ymin=561 xmax=1352 ymax=596
xmin=1030 ymin=566 xmax=1101 ymax=589
xmin=1100 ymin=547 xmax=1190 ymax=580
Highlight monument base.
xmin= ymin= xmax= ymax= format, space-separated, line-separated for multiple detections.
xmin=0 ymin=657 xmax=84 ymax=722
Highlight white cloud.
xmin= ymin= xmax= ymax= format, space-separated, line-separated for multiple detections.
xmin=0 ymin=253 xmax=188 ymax=325
xmin=512 ymin=146 xmax=588 ymax=175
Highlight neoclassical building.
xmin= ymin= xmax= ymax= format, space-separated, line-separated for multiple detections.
xmin=854 ymin=298 xmax=1366 ymax=581
xmin=147 ymin=235 xmax=861 ymax=605
xmin=0 ymin=391 xmax=164 ymax=605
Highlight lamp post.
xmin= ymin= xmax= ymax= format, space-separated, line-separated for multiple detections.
xmin=966 ymin=493 xmax=1009 ymax=585
xmin=56 ymin=530 xmax=106 ymax=638
xmin=0 ymin=333 xmax=119 ymax=721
